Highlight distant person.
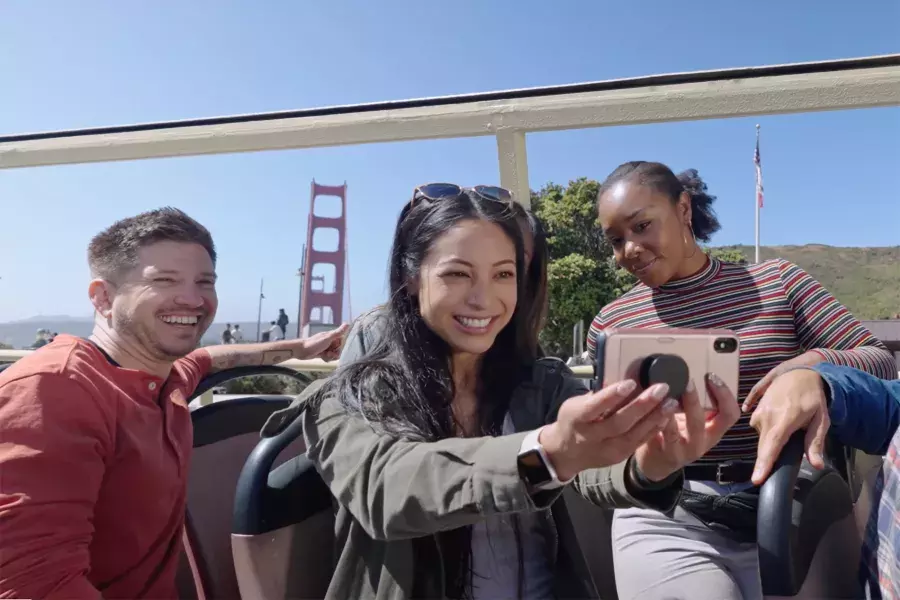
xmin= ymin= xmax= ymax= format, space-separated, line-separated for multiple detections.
xmin=267 ymin=320 xmax=281 ymax=341
xmin=276 ymin=308 xmax=289 ymax=339
xmin=221 ymin=323 xmax=233 ymax=345
xmin=589 ymin=161 xmax=896 ymax=599
xmin=29 ymin=329 xmax=50 ymax=350
xmin=0 ymin=207 xmax=348 ymax=599
xmin=231 ymin=323 xmax=243 ymax=343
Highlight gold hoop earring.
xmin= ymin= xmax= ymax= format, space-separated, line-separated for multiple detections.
xmin=683 ymin=223 xmax=698 ymax=259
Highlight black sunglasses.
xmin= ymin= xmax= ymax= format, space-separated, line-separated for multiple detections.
xmin=411 ymin=182 xmax=514 ymax=207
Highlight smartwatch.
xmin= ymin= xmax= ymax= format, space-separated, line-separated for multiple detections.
xmin=517 ymin=427 xmax=565 ymax=491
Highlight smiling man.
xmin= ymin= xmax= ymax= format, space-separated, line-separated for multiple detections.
xmin=0 ymin=207 xmax=346 ymax=600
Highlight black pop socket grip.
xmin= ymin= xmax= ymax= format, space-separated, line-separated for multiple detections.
xmin=638 ymin=354 xmax=689 ymax=398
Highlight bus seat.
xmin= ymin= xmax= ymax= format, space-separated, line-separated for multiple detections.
xmin=232 ymin=406 xmax=623 ymax=600
xmin=848 ymin=451 xmax=887 ymax=597
xmin=562 ymin=489 xmax=618 ymax=600
xmin=176 ymin=366 xmax=312 ymax=600
xmin=231 ymin=418 xmax=886 ymax=600
xmin=232 ymin=413 xmax=335 ymax=600
xmin=757 ymin=432 xmax=865 ymax=599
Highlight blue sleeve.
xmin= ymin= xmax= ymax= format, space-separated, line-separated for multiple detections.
xmin=813 ymin=362 xmax=900 ymax=455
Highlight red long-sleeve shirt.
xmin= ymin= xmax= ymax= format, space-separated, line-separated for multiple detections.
xmin=0 ymin=335 xmax=211 ymax=599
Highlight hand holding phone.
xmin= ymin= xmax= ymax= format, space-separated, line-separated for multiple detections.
xmin=634 ymin=372 xmax=741 ymax=481
xmin=590 ymin=327 xmax=740 ymax=411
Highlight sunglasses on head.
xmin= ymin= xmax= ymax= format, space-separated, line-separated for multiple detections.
xmin=410 ymin=183 xmax=514 ymax=207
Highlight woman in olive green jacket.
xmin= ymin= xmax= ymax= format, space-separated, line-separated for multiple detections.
xmin=300 ymin=184 xmax=739 ymax=599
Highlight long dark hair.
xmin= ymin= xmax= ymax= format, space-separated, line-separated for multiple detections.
xmin=314 ymin=191 xmax=533 ymax=597
xmin=598 ymin=161 xmax=722 ymax=242
xmin=512 ymin=204 xmax=549 ymax=352
xmin=320 ymin=192 xmax=533 ymax=439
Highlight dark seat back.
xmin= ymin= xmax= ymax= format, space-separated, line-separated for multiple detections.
xmin=231 ymin=408 xmax=876 ymax=600
xmin=232 ymin=412 xmax=335 ymax=599
xmin=563 ymin=491 xmax=618 ymax=600
xmin=177 ymin=366 xmax=312 ymax=600
xmin=758 ymin=432 xmax=864 ymax=598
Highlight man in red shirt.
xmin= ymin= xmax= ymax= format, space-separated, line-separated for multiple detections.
xmin=0 ymin=207 xmax=347 ymax=599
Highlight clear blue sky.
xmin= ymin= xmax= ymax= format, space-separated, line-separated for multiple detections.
xmin=1 ymin=0 xmax=898 ymax=323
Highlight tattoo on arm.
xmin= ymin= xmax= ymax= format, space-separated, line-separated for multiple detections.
xmin=210 ymin=351 xmax=242 ymax=372
xmin=261 ymin=350 xmax=293 ymax=365
xmin=208 ymin=345 xmax=297 ymax=372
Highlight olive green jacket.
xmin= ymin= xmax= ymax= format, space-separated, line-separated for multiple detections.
xmin=262 ymin=311 xmax=683 ymax=599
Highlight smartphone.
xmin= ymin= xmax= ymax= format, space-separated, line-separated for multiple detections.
xmin=591 ymin=327 xmax=740 ymax=411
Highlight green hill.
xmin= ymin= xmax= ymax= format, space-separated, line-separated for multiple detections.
xmin=715 ymin=244 xmax=900 ymax=320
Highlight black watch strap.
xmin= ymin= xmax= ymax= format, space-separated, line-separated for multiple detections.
xmin=517 ymin=428 xmax=562 ymax=490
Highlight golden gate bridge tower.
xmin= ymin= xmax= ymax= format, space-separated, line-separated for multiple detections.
xmin=298 ymin=180 xmax=348 ymax=338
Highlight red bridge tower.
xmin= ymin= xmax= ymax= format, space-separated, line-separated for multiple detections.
xmin=299 ymin=180 xmax=347 ymax=337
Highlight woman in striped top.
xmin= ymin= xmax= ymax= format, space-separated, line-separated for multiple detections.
xmin=589 ymin=161 xmax=895 ymax=600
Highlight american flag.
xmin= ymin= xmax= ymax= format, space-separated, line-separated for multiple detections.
xmin=754 ymin=127 xmax=764 ymax=208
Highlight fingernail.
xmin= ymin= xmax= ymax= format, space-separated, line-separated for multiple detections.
xmin=617 ymin=380 xmax=637 ymax=395
xmin=662 ymin=398 xmax=679 ymax=413
xmin=650 ymin=383 xmax=670 ymax=400
xmin=685 ymin=378 xmax=695 ymax=393
xmin=708 ymin=373 xmax=725 ymax=387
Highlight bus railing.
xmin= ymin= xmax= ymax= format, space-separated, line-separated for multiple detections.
xmin=0 ymin=348 xmax=594 ymax=378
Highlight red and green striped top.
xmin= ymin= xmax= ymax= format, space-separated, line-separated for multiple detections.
xmin=587 ymin=256 xmax=896 ymax=464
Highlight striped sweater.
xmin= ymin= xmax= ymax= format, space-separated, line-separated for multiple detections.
xmin=586 ymin=256 xmax=897 ymax=464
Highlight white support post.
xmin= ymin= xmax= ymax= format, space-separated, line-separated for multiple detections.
xmin=496 ymin=130 xmax=531 ymax=208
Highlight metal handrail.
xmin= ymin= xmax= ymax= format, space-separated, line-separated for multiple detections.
xmin=0 ymin=348 xmax=595 ymax=378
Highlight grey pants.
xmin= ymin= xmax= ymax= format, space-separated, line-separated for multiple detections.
xmin=611 ymin=480 xmax=763 ymax=600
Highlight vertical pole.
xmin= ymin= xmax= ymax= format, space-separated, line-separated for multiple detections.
xmin=296 ymin=243 xmax=306 ymax=339
xmin=754 ymin=124 xmax=761 ymax=264
xmin=496 ymin=130 xmax=531 ymax=208
xmin=256 ymin=278 xmax=264 ymax=342
xmin=755 ymin=194 xmax=760 ymax=264
xmin=572 ymin=320 xmax=584 ymax=359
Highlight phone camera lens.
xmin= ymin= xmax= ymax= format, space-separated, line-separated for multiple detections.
xmin=714 ymin=337 xmax=737 ymax=354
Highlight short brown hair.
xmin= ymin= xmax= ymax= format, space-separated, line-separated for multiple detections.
xmin=88 ymin=207 xmax=216 ymax=281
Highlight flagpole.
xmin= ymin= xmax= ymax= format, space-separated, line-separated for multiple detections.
xmin=754 ymin=124 xmax=761 ymax=264
xmin=256 ymin=278 xmax=264 ymax=342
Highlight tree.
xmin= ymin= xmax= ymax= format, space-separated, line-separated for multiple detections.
xmin=707 ymin=246 xmax=748 ymax=264
xmin=532 ymin=178 xmax=621 ymax=357
xmin=544 ymin=254 xmax=618 ymax=358
xmin=531 ymin=178 xmax=608 ymax=261
xmin=223 ymin=373 xmax=322 ymax=395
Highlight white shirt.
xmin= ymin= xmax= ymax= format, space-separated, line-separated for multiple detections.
xmin=470 ymin=414 xmax=556 ymax=599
